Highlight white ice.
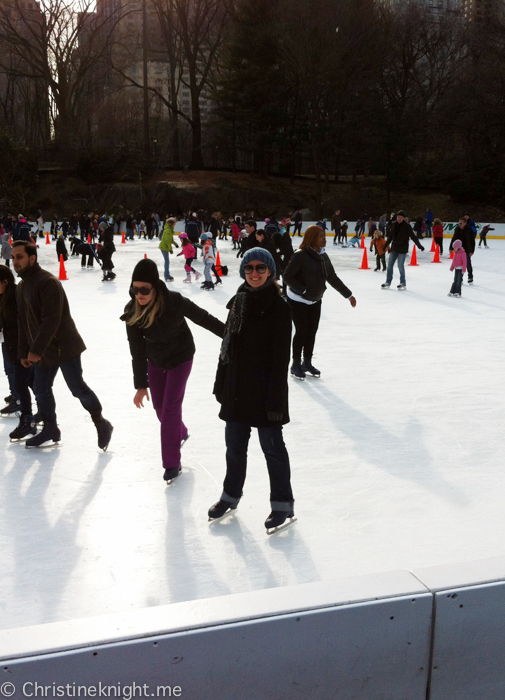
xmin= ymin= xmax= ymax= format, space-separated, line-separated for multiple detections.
xmin=1 ymin=236 xmax=504 ymax=631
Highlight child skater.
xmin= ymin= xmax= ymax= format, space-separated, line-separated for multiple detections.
xmin=177 ymin=233 xmax=201 ymax=283
xmin=370 ymin=229 xmax=389 ymax=271
xmin=200 ymin=233 xmax=215 ymax=290
xmin=231 ymin=221 xmax=241 ymax=250
xmin=448 ymin=239 xmax=466 ymax=297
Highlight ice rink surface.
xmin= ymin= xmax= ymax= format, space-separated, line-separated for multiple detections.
xmin=1 ymin=235 xmax=504 ymax=631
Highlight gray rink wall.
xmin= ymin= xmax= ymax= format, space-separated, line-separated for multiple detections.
xmin=1 ymin=558 xmax=505 ymax=700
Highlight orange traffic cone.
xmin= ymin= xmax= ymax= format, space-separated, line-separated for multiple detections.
xmin=360 ymin=234 xmax=365 ymax=249
xmin=449 ymin=250 xmax=454 ymax=259
xmin=87 ymin=234 xmax=91 ymax=244
xmin=360 ymin=247 xmax=370 ymax=270
xmin=432 ymin=245 xmax=441 ymax=263
xmin=409 ymin=245 xmax=419 ymax=266
xmin=58 ymin=254 xmax=68 ymax=280
xmin=121 ymin=231 xmax=126 ymax=244
xmin=144 ymin=253 xmax=147 ymax=259
xmin=215 ymin=251 xmax=223 ymax=276
xmin=46 ymin=233 xmax=50 ymax=244
xmin=430 ymin=237 xmax=436 ymax=252
xmin=9 ymin=234 xmax=12 ymax=245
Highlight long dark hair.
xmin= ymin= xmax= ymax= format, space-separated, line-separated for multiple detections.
xmin=0 ymin=265 xmax=16 ymax=315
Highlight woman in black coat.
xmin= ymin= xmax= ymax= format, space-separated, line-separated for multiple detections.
xmin=209 ymin=248 xmax=295 ymax=532
xmin=121 ymin=259 xmax=225 ymax=483
xmin=283 ymin=225 xmax=356 ymax=380
xmin=0 ymin=265 xmax=37 ymax=439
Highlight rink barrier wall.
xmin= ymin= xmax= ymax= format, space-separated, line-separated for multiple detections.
xmin=2 ymin=557 xmax=505 ymax=699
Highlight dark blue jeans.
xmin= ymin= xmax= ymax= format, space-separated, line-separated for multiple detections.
xmin=14 ymin=363 xmax=34 ymax=415
xmin=450 ymin=269 xmax=463 ymax=295
xmin=222 ymin=421 xmax=294 ymax=510
xmin=33 ymin=355 xmax=102 ymax=423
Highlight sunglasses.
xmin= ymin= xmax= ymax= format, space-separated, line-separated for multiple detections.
xmin=244 ymin=264 xmax=268 ymax=274
xmin=130 ymin=285 xmax=153 ymax=296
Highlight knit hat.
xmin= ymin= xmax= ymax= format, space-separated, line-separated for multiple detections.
xmin=239 ymin=247 xmax=276 ymax=279
xmin=131 ymin=258 xmax=160 ymax=287
xmin=397 ymin=210 xmax=407 ymax=218
xmin=179 ymin=232 xmax=188 ymax=239
xmin=200 ymin=233 xmax=208 ymax=241
xmin=452 ymin=239 xmax=463 ymax=249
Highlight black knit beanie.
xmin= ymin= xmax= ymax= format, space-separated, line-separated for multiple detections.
xmin=131 ymin=258 xmax=160 ymax=287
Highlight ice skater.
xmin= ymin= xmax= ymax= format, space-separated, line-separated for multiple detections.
xmin=381 ymin=210 xmax=425 ymax=291
xmin=209 ymin=248 xmax=296 ymax=532
xmin=121 ymin=259 xmax=225 ymax=482
xmin=448 ymin=240 xmax=466 ymax=297
xmin=11 ymin=240 xmax=113 ymax=449
xmin=283 ymin=225 xmax=356 ymax=380
xmin=449 ymin=217 xmax=475 ymax=285
xmin=177 ymin=233 xmax=201 ymax=283
xmin=479 ymin=225 xmax=494 ymax=248
xmin=200 ymin=233 xmax=215 ymax=290
xmin=159 ymin=216 xmax=178 ymax=282
xmin=97 ymin=221 xmax=116 ymax=282
xmin=370 ymin=230 xmax=389 ymax=271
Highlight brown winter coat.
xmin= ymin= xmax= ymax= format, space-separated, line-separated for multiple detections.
xmin=16 ymin=263 xmax=86 ymax=366
xmin=370 ymin=237 xmax=390 ymax=256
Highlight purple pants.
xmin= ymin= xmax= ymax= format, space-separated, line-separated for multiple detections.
xmin=148 ymin=359 xmax=193 ymax=470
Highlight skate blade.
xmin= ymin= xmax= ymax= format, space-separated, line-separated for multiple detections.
xmin=305 ymin=372 xmax=320 ymax=378
xmin=290 ymin=375 xmax=305 ymax=381
xmin=10 ymin=434 xmax=37 ymax=443
xmin=208 ymin=508 xmax=237 ymax=524
xmin=266 ymin=517 xmax=297 ymax=536
xmin=25 ymin=441 xmax=62 ymax=449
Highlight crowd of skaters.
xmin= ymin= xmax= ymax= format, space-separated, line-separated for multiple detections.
xmin=0 ymin=203 xmax=499 ymax=530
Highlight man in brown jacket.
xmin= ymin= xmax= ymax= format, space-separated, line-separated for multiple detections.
xmin=12 ymin=240 xmax=113 ymax=449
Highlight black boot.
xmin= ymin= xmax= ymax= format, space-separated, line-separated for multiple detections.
xmin=265 ymin=509 xmax=296 ymax=531
xmin=9 ymin=415 xmax=37 ymax=441
xmin=0 ymin=400 xmax=21 ymax=416
xmin=290 ymin=360 xmax=306 ymax=381
xmin=92 ymin=415 xmax=114 ymax=451
xmin=301 ymin=359 xmax=321 ymax=378
xmin=163 ymin=466 xmax=181 ymax=482
xmin=25 ymin=421 xmax=61 ymax=448
xmin=208 ymin=499 xmax=237 ymax=520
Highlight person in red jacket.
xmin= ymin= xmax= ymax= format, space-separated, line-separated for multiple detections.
xmin=433 ymin=218 xmax=444 ymax=255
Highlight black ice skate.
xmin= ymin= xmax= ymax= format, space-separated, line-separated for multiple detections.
xmin=0 ymin=400 xmax=21 ymax=417
xmin=301 ymin=360 xmax=321 ymax=378
xmin=9 ymin=415 xmax=37 ymax=442
xmin=208 ymin=499 xmax=238 ymax=522
xmin=163 ymin=466 xmax=181 ymax=484
xmin=265 ymin=510 xmax=297 ymax=535
xmin=397 ymin=283 xmax=406 ymax=290
xmin=381 ymin=282 xmax=391 ymax=289
xmin=290 ymin=361 xmax=306 ymax=381
xmin=25 ymin=422 xmax=61 ymax=448
xmin=4 ymin=394 xmax=13 ymax=403
xmin=93 ymin=416 xmax=114 ymax=451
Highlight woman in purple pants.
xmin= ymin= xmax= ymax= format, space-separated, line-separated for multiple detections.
xmin=122 ymin=259 xmax=225 ymax=482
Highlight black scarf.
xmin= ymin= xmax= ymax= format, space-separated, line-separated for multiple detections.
xmin=219 ymin=278 xmax=276 ymax=365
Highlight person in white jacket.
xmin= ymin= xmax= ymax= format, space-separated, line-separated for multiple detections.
xmin=201 ymin=233 xmax=215 ymax=290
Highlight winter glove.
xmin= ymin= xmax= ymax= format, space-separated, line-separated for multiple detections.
xmin=267 ymin=411 xmax=283 ymax=422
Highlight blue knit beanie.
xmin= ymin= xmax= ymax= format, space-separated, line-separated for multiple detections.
xmin=239 ymin=247 xmax=276 ymax=279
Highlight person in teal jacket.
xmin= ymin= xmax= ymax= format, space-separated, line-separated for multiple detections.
xmin=159 ymin=216 xmax=179 ymax=282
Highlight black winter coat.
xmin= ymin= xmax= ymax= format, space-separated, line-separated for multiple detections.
xmin=272 ymin=232 xmax=294 ymax=270
xmin=98 ymin=226 xmax=116 ymax=268
xmin=282 ymin=247 xmax=352 ymax=303
xmin=121 ymin=283 xmax=225 ymax=389
xmin=385 ymin=220 xmax=424 ymax=254
xmin=0 ymin=286 xmax=19 ymax=363
xmin=16 ymin=263 xmax=86 ymax=366
xmin=450 ymin=225 xmax=475 ymax=254
xmin=213 ymin=284 xmax=291 ymax=427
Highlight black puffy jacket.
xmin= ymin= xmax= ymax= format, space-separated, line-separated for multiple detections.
xmin=282 ymin=247 xmax=352 ymax=303
xmin=214 ymin=284 xmax=291 ymax=427
xmin=121 ymin=283 xmax=225 ymax=389
xmin=385 ymin=220 xmax=424 ymax=254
